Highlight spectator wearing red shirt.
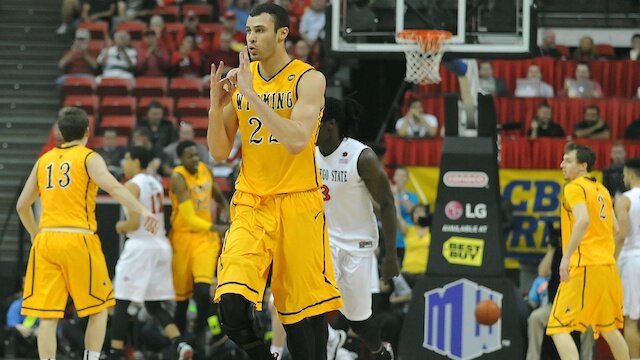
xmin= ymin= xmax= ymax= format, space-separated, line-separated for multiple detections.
xmin=219 ymin=10 xmax=246 ymax=47
xmin=56 ymin=28 xmax=99 ymax=87
xmin=149 ymin=15 xmax=177 ymax=54
xmin=136 ymin=29 xmax=171 ymax=77
xmin=171 ymin=34 xmax=203 ymax=78
xmin=208 ymin=31 xmax=239 ymax=74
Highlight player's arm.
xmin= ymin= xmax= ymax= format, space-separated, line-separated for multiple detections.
xmin=614 ymin=195 xmax=630 ymax=259
xmin=170 ymin=172 xmax=215 ymax=232
xmin=208 ymin=63 xmax=239 ymax=161
xmin=236 ymin=50 xmax=325 ymax=154
xmin=16 ymin=163 xmax=40 ymax=239
xmin=559 ymin=184 xmax=590 ymax=281
xmin=358 ymin=148 xmax=400 ymax=279
xmin=87 ymin=153 xmax=157 ymax=232
xmin=537 ymin=244 xmax=555 ymax=277
xmin=115 ymin=182 xmax=141 ymax=235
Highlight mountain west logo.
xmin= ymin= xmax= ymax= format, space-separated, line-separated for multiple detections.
xmin=423 ymin=279 xmax=503 ymax=360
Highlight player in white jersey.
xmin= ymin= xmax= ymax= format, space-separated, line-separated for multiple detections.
xmin=109 ymin=146 xmax=193 ymax=360
xmin=316 ymin=97 xmax=400 ymax=360
xmin=615 ymin=158 xmax=640 ymax=358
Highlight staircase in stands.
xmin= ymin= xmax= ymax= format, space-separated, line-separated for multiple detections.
xmin=0 ymin=0 xmax=67 ymax=288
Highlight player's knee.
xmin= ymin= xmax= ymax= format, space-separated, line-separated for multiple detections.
xmin=219 ymin=294 xmax=261 ymax=347
xmin=144 ymin=301 xmax=173 ymax=328
xmin=193 ymin=282 xmax=210 ymax=303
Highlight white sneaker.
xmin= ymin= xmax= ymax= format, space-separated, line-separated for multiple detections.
xmin=335 ymin=348 xmax=358 ymax=360
xmin=177 ymin=342 xmax=193 ymax=360
xmin=327 ymin=329 xmax=347 ymax=360
xmin=56 ymin=24 xmax=68 ymax=35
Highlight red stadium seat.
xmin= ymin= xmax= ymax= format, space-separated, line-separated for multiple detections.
xmin=175 ymin=97 xmax=209 ymax=117
xmin=100 ymin=96 xmax=136 ymax=116
xmin=168 ymin=77 xmax=202 ymax=98
xmin=78 ymin=21 xmax=109 ymax=40
xmin=89 ymin=135 xmax=128 ymax=149
xmin=152 ymin=6 xmax=180 ymax=22
xmin=164 ymin=22 xmax=186 ymax=46
xmin=132 ymin=77 xmax=168 ymax=98
xmin=180 ymin=116 xmax=208 ymax=136
xmin=595 ymin=43 xmax=616 ymax=58
xmin=116 ymin=21 xmax=148 ymax=40
xmin=100 ymin=115 xmax=136 ymax=135
xmin=138 ymin=97 xmax=174 ymax=117
xmin=96 ymin=78 xmax=132 ymax=97
xmin=61 ymin=76 xmax=96 ymax=98
xmin=182 ymin=3 xmax=213 ymax=22
xmin=64 ymin=95 xmax=99 ymax=116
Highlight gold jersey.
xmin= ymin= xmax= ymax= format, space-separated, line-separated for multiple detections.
xmin=170 ymin=162 xmax=213 ymax=233
xmin=37 ymin=144 xmax=98 ymax=231
xmin=233 ymin=59 xmax=322 ymax=195
xmin=561 ymin=176 xmax=615 ymax=266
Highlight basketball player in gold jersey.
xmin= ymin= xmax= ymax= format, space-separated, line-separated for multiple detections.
xmin=169 ymin=140 xmax=228 ymax=347
xmin=207 ymin=3 xmax=343 ymax=359
xmin=15 ymin=107 xmax=157 ymax=360
xmin=546 ymin=143 xmax=629 ymax=360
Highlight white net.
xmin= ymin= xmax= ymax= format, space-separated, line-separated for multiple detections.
xmin=396 ymin=30 xmax=451 ymax=85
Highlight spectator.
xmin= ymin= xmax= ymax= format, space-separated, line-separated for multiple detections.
xmin=136 ymin=29 xmax=170 ymax=77
xmin=131 ymin=127 xmax=172 ymax=176
xmin=573 ymin=105 xmax=610 ymax=139
xmin=398 ymin=204 xmax=431 ymax=287
xmin=219 ymin=10 xmax=246 ymax=46
xmin=80 ymin=0 xmax=117 ymax=23
xmin=149 ymin=15 xmax=176 ymax=53
xmin=57 ymin=0 xmax=81 ymax=35
xmin=527 ymin=103 xmax=565 ymax=139
xmin=624 ymin=117 xmax=640 ymax=141
xmin=395 ymin=98 xmax=438 ymax=138
xmin=564 ymin=63 xmax=603 ymax=98
xmin=182 ymin=10 xmax=210 ymax=53
xmin=299 ymin=0 xmax=327 ymax=45
xmin=163 ymin=122 xmax=211 ymax=167
xmin=170 ymin=34 xmax=203 ymax=78
xmin=96 ymin=30 xmax=137 ymax=81
xmin=117 ymin=0 xmax=159 ymax=21
xmin=537 ymin=29 xmax=563 ymax=58
xmin=6 ymin=279 xmax=39 ymax=359
xmin=630 ymin=33 xmax=640 ymax=60
xmin=515 ymin=64 xmax=554 ymax=98
xmin=208 ymin=31 xmax=239 ymax=74
xmin=95 ymin=128 xmax=126 ymax=179
xmin=226 ymin=0 xmax=252 ymax=33
xmin=572 ymin=35 xmax=598 ymax=61
xmin=56 ymin=28 xmax=99 ymax=87
xmin=136 ymin=100 xmax=177 ymax=149
xmin=391 ymin=166 xmax=419 ymax=265
xmin=293 ymin=38 xmax=317 ymax=67
xmin=602 ymin=142 xmax=627 ymax=198
xmin=40 ymin=122 xmax=65 ymax=156
xmin=478 ymin=61 xmax=510 ymax=96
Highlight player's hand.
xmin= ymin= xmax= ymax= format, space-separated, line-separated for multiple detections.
xmin=530 ymin=119 xmax=539 ymax=130
xmin=115 ymin=221 xmax=127 ymax=235
xmin=210 ymin=62 xmax=233 ymax=110
xmin=141 ymin=209 xmax=159 ymax=234
xmin=381 ymin=255 xmax=400 ymax=280
xmin=559 ymin=257 xmax=570 ymax=282
xmin=236 ymin=47 xmax=254 ymax=96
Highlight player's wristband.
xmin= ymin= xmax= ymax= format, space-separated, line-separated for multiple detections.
xmin=178 ymin=200 xmax=213 ymax=232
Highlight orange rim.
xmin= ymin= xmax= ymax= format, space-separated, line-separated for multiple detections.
xmin=397 ymin=30 xmax=452 ymax=52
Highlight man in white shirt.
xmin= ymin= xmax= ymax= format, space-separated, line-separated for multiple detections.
xmin=395 ymin=99 xmax=438 ymax=138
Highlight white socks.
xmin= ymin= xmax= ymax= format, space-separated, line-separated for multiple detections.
xmin=83 ymin=350 xmax=101 ymax=360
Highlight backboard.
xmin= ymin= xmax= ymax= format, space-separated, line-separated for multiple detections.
xmin=331 ymin=0 xmax=537 ymax=57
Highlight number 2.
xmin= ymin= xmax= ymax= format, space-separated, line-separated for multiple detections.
xmin=248 ymin=117 xmax=279 ymax=144
xmin=597 ymin=194 xmax=606 ymax=220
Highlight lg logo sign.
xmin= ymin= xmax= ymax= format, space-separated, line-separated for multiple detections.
xmin=445 ymin=201 xmax=487 ymax=220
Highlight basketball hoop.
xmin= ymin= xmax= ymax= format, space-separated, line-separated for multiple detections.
xmin=396 ymin=30 xmax=452 ymax=84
